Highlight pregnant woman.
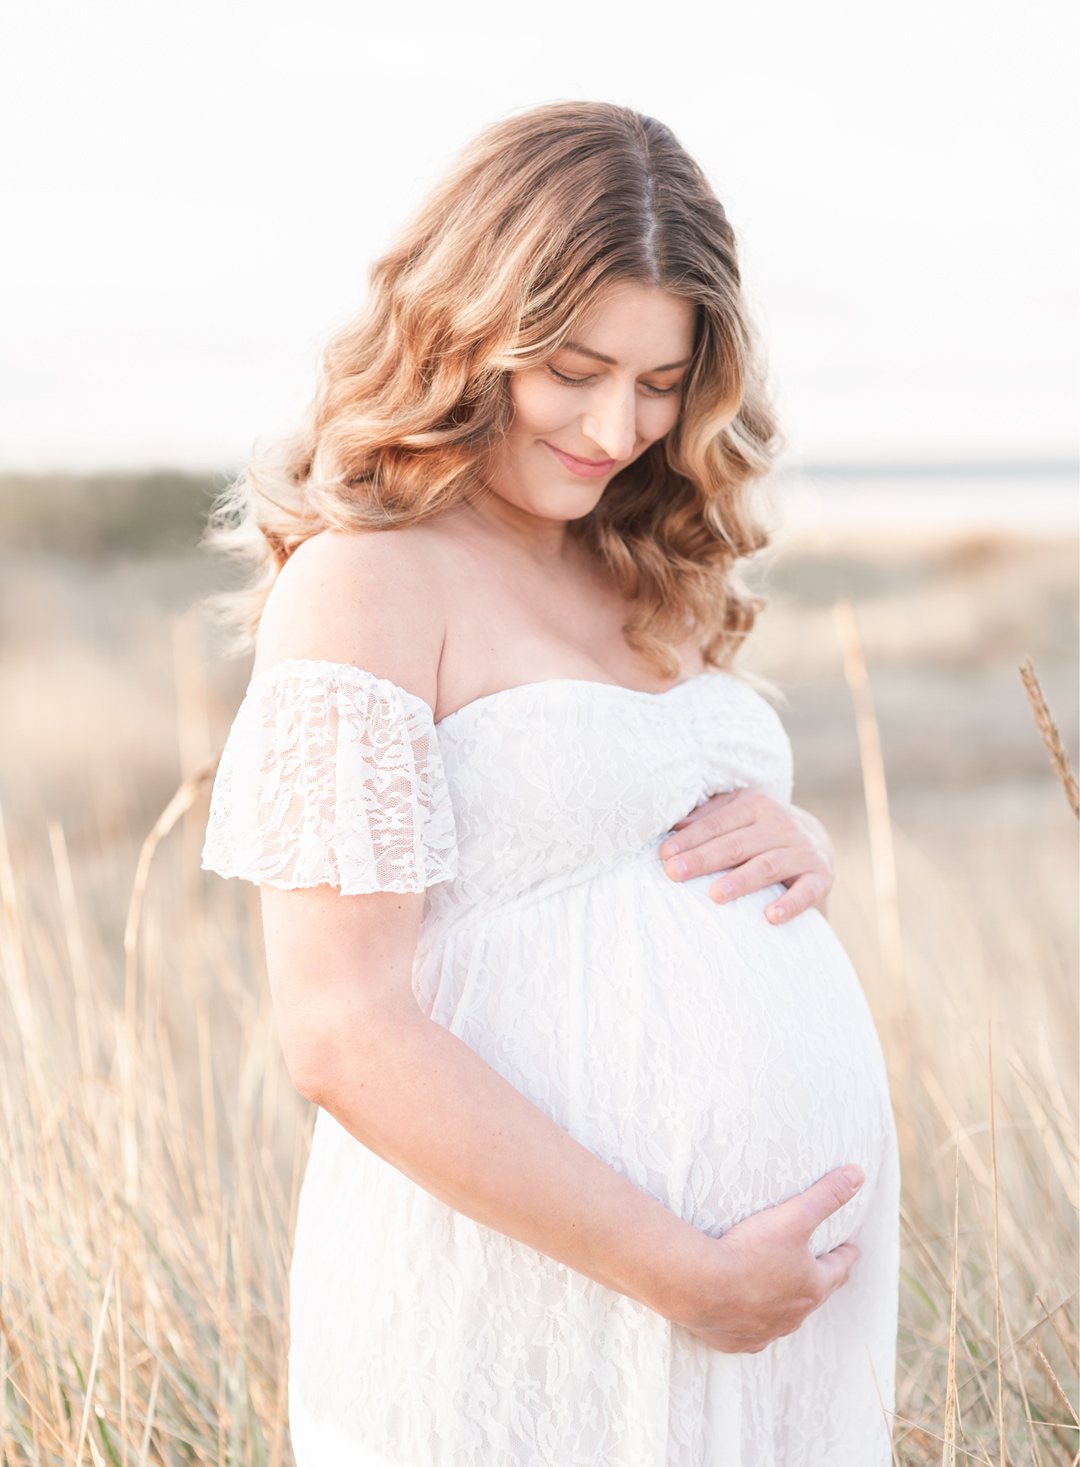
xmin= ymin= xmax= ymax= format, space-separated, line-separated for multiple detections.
xmin=203 ymin=102 xmax=899 ymax=1465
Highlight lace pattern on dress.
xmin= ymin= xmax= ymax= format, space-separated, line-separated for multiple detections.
xmin=201 ymin=659 xmax=458 ymax=895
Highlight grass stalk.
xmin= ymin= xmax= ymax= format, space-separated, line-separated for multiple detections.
xmin=990 ymin=1027 xmax=1007 ymax=1466
xmin=834 ymin=598 xmax=905 ymax=994
xmin=1020 ymin=658 xmax=1079 ymax=819
xmin=74 ymin=1266 xmax=114 ymax=1467
xmin=943 ymin=1142 xmax=961 ymax=1467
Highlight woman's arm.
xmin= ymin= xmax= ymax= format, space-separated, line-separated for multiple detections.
xmin=661 ymin=790 xmax=834 ymax=923
xmin=263 ymin=881 xmax=862 ymax=1354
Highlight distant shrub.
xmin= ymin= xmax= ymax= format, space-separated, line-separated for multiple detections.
xmin=0 ymin=471 xmax=222 ymax=555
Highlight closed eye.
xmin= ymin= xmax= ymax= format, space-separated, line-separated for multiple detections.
xmin=547 ymin=365 xmax=595 ymax=386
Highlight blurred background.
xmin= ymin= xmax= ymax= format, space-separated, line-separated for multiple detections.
xmin=2 ymin=0 xmax=1077 ymax=469
xmin=0 ymin=1 xmax=1076 ymax=1463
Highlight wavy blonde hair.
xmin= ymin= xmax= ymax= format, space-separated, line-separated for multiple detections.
xmin=213 ymin=101 xmax=780 ymax=675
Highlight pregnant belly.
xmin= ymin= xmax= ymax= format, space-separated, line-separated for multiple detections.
xmin=417 ymin=852 xmax=894 ymax=1254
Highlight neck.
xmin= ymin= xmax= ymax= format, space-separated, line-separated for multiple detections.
xmin=462 ymin=484 xmax=573 ymax=564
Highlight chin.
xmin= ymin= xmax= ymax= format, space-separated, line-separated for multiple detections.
xmin=541 ymin=487 xmax=608 ymax=521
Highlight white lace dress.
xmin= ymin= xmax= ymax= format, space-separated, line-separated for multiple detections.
xmin=203 ymin=659 xmax=899 ymax=1467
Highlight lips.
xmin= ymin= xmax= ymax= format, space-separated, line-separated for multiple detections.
xmin=544 ymin=442 xmax=617 ymax=480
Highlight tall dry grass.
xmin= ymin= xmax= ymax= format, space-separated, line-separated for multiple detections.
xmin=829 ymin=608 xmax=1078 ymax=1465
xmin=0 ymin=546 xmax=1076 ymax=1465
xmin=0 ymin=796 xmax=309 ymax=1466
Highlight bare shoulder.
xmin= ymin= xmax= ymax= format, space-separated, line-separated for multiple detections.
xmin=253 ymin=526 xmax=450 ymax=706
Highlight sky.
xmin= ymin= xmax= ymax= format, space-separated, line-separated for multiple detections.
xmin=1 ymin=0 xmax=1076 ymax=471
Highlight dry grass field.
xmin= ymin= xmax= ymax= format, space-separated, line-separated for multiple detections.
xmin=0 ymin=481 xmax=1076 ymax=1465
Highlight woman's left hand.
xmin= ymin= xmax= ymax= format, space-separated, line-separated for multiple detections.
xmin=659 ymin=789 xmax=834 ymax=924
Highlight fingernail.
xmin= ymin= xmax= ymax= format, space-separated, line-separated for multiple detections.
xmin=668 ymin=858 xmax=688 ymax=879
xmin=771 ymin=905 xmax=785 ymax=922
xmin=842 ymin=1165 xmax=864 ymax=1189
xmin=716 ymin=879 xmax=733 ymax=898
xmin=662 ymin=838 xmax=680 ymax=857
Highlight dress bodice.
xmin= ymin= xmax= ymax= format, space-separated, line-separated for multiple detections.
xmin=202 ymin=660 xmax=792 ymax=921
xmin=427 ymin=673 xmax=792 ymax=926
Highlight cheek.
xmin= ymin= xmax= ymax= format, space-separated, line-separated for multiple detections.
xmin=509 ymin=372 xmax=575 ymax=436
xmin=637 ymin=395 xmax=682 ymax=446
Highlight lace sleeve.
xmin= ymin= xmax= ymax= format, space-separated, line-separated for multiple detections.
xmin=201 ymin=659 xmax=458 ymax=896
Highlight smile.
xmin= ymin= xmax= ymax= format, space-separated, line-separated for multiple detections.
xmin=543 ymin=443 xmax=618 ymax=480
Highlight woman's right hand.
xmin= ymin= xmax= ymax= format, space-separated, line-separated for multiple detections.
xmin=667 ymin=1166 xmax=865 ymax=1354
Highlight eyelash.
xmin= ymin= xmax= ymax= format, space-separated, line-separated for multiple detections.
xmin=546 ymin=366 xmax=681 ymax=397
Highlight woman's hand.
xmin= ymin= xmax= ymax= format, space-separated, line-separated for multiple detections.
xmin=659 ymin=789 xmax=834 ymax=924
xmin=671 ymin=1167 xmax=864 ymax=1354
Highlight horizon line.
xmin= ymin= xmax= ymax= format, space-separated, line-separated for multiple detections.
xmin=0 ymin=457 xmax=1076 ymax=483
xmin=786 ymin=458 xmax=1078 ymax=480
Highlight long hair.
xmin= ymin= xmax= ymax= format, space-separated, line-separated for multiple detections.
xmin=212 ymin=101 xmax=780 ymax=675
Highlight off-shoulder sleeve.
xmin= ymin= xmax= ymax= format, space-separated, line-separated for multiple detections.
xmin=201 ymin=659 xmax=458 ymax=895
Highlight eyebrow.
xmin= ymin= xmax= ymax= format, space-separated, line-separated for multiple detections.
xmin=560 ymin=340 xmax=693 ymax=372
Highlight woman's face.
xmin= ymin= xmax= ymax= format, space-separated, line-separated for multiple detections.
xmin=484 ymin=283 xmax=696 ymax=525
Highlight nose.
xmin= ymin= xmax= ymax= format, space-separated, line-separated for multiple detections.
xmin=580 ymin=380 xmax=638 ymax=463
